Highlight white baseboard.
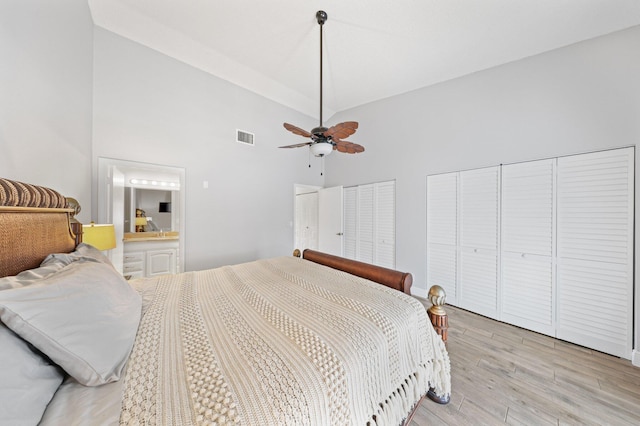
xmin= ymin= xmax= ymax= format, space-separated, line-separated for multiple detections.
xmin=633 ymin=350 xmax=640 ymax=367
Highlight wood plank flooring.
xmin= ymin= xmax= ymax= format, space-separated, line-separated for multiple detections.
xmin=411 ymin=302 xmax=640 ymax=425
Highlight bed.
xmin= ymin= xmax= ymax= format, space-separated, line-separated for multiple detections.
xmin=0 ymin=177 xmax=450 ymax=425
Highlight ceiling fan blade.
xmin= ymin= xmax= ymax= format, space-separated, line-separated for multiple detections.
xmin=283 ymin=123 xmax=312 ymax=138
xmin=334 ymin=139 xmax=365 ymax=154
xmin=278 ymin=142 xmax=313 ymax=149
xmin=324 ymin=121 xmax=358 ymax=140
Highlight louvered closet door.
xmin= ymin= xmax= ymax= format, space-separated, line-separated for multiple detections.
xmin=343 ymin=187 xmax=357 ymax=260
xmin=357 ymin=184 xmax=375 ymax=264
xmin=427 ymin=172 xmax=458 ymax=304
xmin=556 ymin=147 xmax=634 ymax=358
xmin=459 ymin=167 xmax=499 ymax=319
xmin=501 ymin=159 xmax=556 ymax=335
xmin=344 ymin=182 xmax=396 ymax=268
xmin=375 ymin=181 xmax=396 ymax=268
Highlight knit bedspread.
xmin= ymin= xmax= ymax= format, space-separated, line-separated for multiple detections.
xmin=119 ymin=256 xmax=450 ymax=425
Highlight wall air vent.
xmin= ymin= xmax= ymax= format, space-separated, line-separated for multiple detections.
xmin=236 ymin=129 xmax=255 ymax=146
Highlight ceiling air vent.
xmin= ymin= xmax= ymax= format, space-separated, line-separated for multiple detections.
xmin=236 ymin=129 xmax=255 ymax=146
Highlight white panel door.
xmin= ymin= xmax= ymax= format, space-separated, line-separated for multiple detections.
xmin=374 ymin=181 xmax=395 ymax=268
xmin=501 ymin=159 xmax=556 ymax=335
xmin=459 ymin=167 xmax=499 ymax=319
xmin=556 ymin=147 xmax=634 ymax=358
xmin=318 ymin=186 xmax=343 ymax=256
xmin=343 ymin=187 xmax=357 ymax=260
xmin=294 ymin=192 xmax=318 ymax=252
xmin=427 ymin=172 xmax=458 ymax=304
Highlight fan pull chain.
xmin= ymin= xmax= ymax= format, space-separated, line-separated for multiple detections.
xmin=320 ymin=156 xmax=324 ymax=176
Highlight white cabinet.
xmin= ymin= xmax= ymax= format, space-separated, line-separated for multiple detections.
xmin=146 ymin=249 xmax=177 ymax=276
xmin=426 ymin=147 xmax=634 ymax=358
xmin=123 ymin=239 xmax=179 ymax=278
xmin=123 ymin=251 xmax=145 ymax=279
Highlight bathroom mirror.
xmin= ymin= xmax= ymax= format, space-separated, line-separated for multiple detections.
xmin=124 ymin=188 xmax=174 ymax=232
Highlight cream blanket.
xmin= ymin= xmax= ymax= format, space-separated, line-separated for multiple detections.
xmin=120 ymin=257 xmax=450 ymax=425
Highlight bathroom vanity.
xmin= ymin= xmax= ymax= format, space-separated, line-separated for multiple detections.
xmin=123 ymin=232 xmax=179 ymax=278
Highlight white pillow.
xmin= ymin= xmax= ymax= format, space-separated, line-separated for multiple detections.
xmin=0 ymin=261 xmax=66 ymax=290
xmin=42 ymin=242 xmax=114 ymax=268
xmin=0 ymin=261 xmax=142 ymax=386
xmin=0 ymin=243 xmax=113 ymax=291
xmin=0 ymin=323 xmax=64 ymax=425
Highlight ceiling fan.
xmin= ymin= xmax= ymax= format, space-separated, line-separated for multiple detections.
xmin=279 ymin=10 xmax=365 ymax=159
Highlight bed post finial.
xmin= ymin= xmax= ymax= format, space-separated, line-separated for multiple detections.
xmin=427 ymin=285 xmax=448 ymax=345
xmin=293 ymin=248 xmax=302 ymax=258
xmin=426 ymin=285 xmax=450 ymax=405
xmin=65 ymin=197 xmax=83 ymax=246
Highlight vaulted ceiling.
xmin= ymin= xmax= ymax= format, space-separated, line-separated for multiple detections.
xmin=88 ymin=0 xmax=640 ymax=120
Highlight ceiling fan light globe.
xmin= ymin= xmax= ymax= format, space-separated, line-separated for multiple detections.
xmin=310 ymin=142 xmax=333 ymax=157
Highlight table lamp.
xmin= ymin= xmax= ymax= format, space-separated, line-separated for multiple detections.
xmin=82 ymin=222 xmax=117 ymax=251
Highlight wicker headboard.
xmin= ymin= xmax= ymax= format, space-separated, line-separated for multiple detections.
xmin=0 ymin=178 xmax=77 ymax=278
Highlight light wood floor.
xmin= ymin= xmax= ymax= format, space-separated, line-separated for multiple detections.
xmin=411 ymin=302 xmax=640 ymax=425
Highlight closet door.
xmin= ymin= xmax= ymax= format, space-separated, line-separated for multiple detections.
xmin=357 ymin=184 xmax=375 ymax=264
xmin=426 ymin=172 xmax=458 ymax=304
xmin=459 ymin=167 xmax=500 ymax=319
xmin=374 ymin=181 xmax=396 ymax=268
xmin=501 ymin=159 xmax=556 ymax=335
xmin=344 ymin=182 xmax=397 ymax=268
xmin=318 ymin=186 xmax=343 ymax=256
xmin=556 ymin=147 xmax=634 ymax=358
xmin=343 ymin=187 xmax=357 ymax=259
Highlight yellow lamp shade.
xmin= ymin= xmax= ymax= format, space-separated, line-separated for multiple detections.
xmin=82 ymin=223 xmax=116 ymax=251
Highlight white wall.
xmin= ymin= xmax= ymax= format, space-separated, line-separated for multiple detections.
xmin=326 ymin=25 xmax=640 ymax=352
xmin=92 ymin=28 xmax=321 ymax=271
xmin=0 ymin=0 xmax=93 ymax=223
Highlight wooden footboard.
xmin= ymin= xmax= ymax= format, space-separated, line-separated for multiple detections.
xmin=300 ymin=249 xmax=413 ymax=295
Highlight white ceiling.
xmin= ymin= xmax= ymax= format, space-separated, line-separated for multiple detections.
xmin=88 ymin=0 xmax=640 ymax=121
